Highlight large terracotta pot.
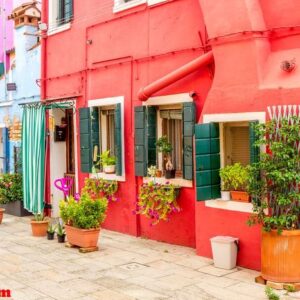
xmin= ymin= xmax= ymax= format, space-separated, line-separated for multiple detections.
xmin=30 ymin=220 xmax=49 ymax=237
xmin=65 ymin=225 xmax=100 ymax=248
xmin=262 ymin=230 xmax=300 ymax=283
xmin=0 ymin=208 xmax=5 ymax=224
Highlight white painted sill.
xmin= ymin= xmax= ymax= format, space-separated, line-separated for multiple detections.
xmin=113 ymin=0 xmax=147 ymax=13
xmin=205 ymin=199 xmax=254 ymax=213
xmin=148 ymin=0 xmax=167 ymax=6
xmin=143 ymin=177 xmax=193 ymax=188
xmin=0 ymin=101 xmax=13 ymax=107
xmin=47 ymin=22 xmax=71 ymax=36
xmin=89 ymin=172 xmax=126 ymax=182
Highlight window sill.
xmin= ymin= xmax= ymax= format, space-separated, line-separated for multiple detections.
xmin=148 ymin=0 xmax=167 ymax=6
xmin=0 ymin=101 xmax=13 ymax=107
xmin=89 ymin=172 xmax=126 ymax=182
xmin=113 ymin=0 xmax=147 ymax=13
xmin=143 ymin=177 xmax=193 ymax=188
xmin=47 ymin=23 xmax=71 ymax=36
xmin=205 ymin=199 xmax=253 ymax=213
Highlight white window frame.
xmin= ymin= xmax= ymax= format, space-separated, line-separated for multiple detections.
xmin=202 ymin=112 xmax=266 ymax=213
xmin=142 ymin=93 xmax=193 ymax=188
xmin=88 ymin=96 xmax=125 ymax=182
xmin=113 ymin=0 xmax=167 ymax=13
xmin=48 ymin=0 xmax=71 ymax=36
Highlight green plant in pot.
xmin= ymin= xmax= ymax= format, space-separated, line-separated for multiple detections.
xmin=47 ymin=221 xmax=56 ymax=240
xmin=59 ymin=193 xmax=108 ymax=248
xmin=31 ymin=213 xmax=49 ymax=237
xmin=99 ymin=150 xmax=116 ymax=174
xmin=247 ymin=117 xmax=300 ymax=283
xmin=156 ymin=136 xmax=175 ymax=179
xmin=56 ymin=220 xmax=66 ymax=243
xmin=220 ymin=163 xmax=250 ymax=202
xmin=219 ymin=167 xmax=231 ymax=201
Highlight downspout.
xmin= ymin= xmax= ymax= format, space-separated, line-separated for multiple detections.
xmin=137 ymin=51 xmax=213 ymax=101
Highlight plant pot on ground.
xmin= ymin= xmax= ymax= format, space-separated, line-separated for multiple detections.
xmin=99 ymin=150 xmax=116 ymax=174
xmin=59 ymin=193 xmax=108 ymax=248
xmin=156 ymin=136 xmax=176 ymax=179
xmin=31 ymin=213 xmax=49 ymax=237
xmin=247 ymin=117 xmax=300 ymax=283
xmin=0 ymin=208 xmax=5 ymax=224
xmin=56 ymin=221 xmax=66 ymax=243
xmin=220 ymin=163 xmax=250 ymax=202
xmin=47 ymin=222 xmax=55 ymax=240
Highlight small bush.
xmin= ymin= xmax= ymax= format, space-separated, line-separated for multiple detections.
xmin=0 ymin=174 xmax=22 ymax=204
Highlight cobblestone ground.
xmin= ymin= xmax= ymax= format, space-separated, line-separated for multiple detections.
xmin=0 ymin=215 xmax=298 ymax=300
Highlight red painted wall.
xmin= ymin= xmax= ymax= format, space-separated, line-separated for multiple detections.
xmin=43 ymin=0 xmax=300 ymax=269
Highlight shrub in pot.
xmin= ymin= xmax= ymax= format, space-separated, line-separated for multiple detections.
xmin=248 ymin=117 xmax=300 ymax=283
xmin=156 ymin=136 xmax=175 ymax=179
xmin=99 ymin=150 xmax=116 ymax=174
xmin=56 ymin=221 xmax=66 ymax=243
xmin=220 ymin=163 xmax=250 ymax=202
xmin=219 ymin=167 xmax=231 ymax=201
xmin=47 ymin=222 xmax=55 ymax=240
xmin=31 ymin=213 xmax=49 ymax=237
xmin=0 ymin=174 xmax=29 ymax=217
xmin=59 ymin=193 xmax=108 ymax=248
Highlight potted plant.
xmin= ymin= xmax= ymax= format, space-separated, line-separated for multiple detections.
xmin=82 ymin=178 xmax=119 ymax=202
xmin=0 ymin=208 xmax=5 ymax=224
xmin=135 ymin=180 xmax=181 ymax=225
xmin=219 ymin=167 xmax=231 ymax=201
xmin=220 ymin=163 xmax=250 ymax=202
xmin=248 ymin=117 xmax=300 ymax=283
xmin=56 ymin=220 xmax=66 ymax=243
xmin=0 ymin=174 xmax=30 ymax=217
xmin=47 ymin=222 xmax=55 ymax=240
xmin=156 ymin=136 xmax=175 ymax=179
xmin=99 ymin=150 xmax=116 ymax=174
xmin=59 ymin=193 xmax=108 ymax=248
xmin=31 ymin=213 xmax=49 ymax=237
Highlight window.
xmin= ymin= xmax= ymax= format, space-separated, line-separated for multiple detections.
xmin=134 ymin=102 xmax=195 ymax=181
xmin=80 ymin=97 xmax=124 ymax=180
xmin=48 ymin=0 xmax=73 ymax=33
xmin=113 ymin=0 xmax=167 ymax=13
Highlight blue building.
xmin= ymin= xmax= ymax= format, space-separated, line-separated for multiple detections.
xmin=0 ymin=2 xmax=40 ymax=173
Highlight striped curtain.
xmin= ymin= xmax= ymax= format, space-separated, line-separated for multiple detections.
xmin=22 ymin=106 xmax=46 ymax=214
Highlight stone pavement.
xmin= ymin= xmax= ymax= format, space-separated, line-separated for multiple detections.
xmin=0 ymin=215 xmax=297 ymax=300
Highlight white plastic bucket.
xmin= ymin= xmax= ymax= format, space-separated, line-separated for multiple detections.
xmin=210 ymin=236 xmax=239 ymax=270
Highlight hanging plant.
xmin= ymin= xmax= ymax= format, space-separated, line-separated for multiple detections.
xmin=82 ymin=178 xmax=119 ymax=202
xmin=135 ymin=181 xmax=181 ymax=226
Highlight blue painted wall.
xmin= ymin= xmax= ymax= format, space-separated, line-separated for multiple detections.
xmin=0 ymin=24 xmax=40 ymax=173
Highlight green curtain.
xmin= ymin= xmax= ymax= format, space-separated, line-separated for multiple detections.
xmin=22 ymin=106 xmax=46 ymax=214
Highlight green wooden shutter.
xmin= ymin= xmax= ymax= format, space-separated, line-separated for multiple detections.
xmin=91 ymin=107 xmax=100 ymax=170
xmin=115 ymin=103 xmax=122 ymax=176
xmin=249 ymin=120 xmax=260 ymax=164
xmin=147 ymin=106 xmax=157 ymax=168
xmin=64 ymin=0 xmax=73 ymax=23
xmin=79 ymin=108 xmax=92 ymax=173
xmin=183 ymin=102 xmax=195 ymax=180
xmin=195 ymin=123 xmax=221 ymax=201
xmin=134 ymin=106 xmax=147 ymax=176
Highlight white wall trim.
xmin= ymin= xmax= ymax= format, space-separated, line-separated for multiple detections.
xmin=90 ymin=172 xmax=126 ymax=182
xmin=48 ymin=22 xmax=71 ymax=36
xmin=203 ymin=112 xmax=266 ymax=124
xmin=0 ymin=123 xmax=6 ymax=128
xmin=113 ymin=0 xmax=147 ymax=13
xmin=88 ymin=96 xmax=125 ymax=179
xmin=148 ymin=0 xmax=167 ymax=5
xmin=144 ymin=93 xmax=192 ymax=106
xmin=0 ymin=101 xmax=13 ymax=107
xmin=205 ymin=199 xmax=254 ymax=213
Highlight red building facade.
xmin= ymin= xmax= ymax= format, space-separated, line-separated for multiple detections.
xmin=42 ymin=0 xmax=300 ymax=271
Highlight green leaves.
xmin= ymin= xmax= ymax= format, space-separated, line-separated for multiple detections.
xmin=0 ymin=174 xmax=23 ymax=204
xmin=59 ymin=194 xmax=108 ymax=229
xmin=247 ymin=116 xmax=300 ymax=232
xmin=156 ymin=136 xmax=173 ymax=154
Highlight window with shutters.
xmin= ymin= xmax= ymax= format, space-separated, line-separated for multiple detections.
xmin=48 ymin=0 xmax=73 ymax=34
xmin=135 ymin=99 xmax=195 ymax=187
xmin=80 ymin=97 xmax=125 ymax=181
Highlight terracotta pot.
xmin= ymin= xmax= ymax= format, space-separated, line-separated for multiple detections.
xmin=262 ymin=230 xmax=300 ymax=283
xmin=230 ymin=191 xmax=250 ymax=202
xmin=30 ymin=220 xmax=49 ymax=237
xmin=155 ymin=170 xmax=162 ymax=178
xmin=65 ymin=225 xmax=100 ymax=248
xmin=0 ymin=208 xmax=5 ymax=224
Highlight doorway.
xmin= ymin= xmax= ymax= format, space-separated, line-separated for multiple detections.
xmin=49 ymin=107 xmax=77 ymax=217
